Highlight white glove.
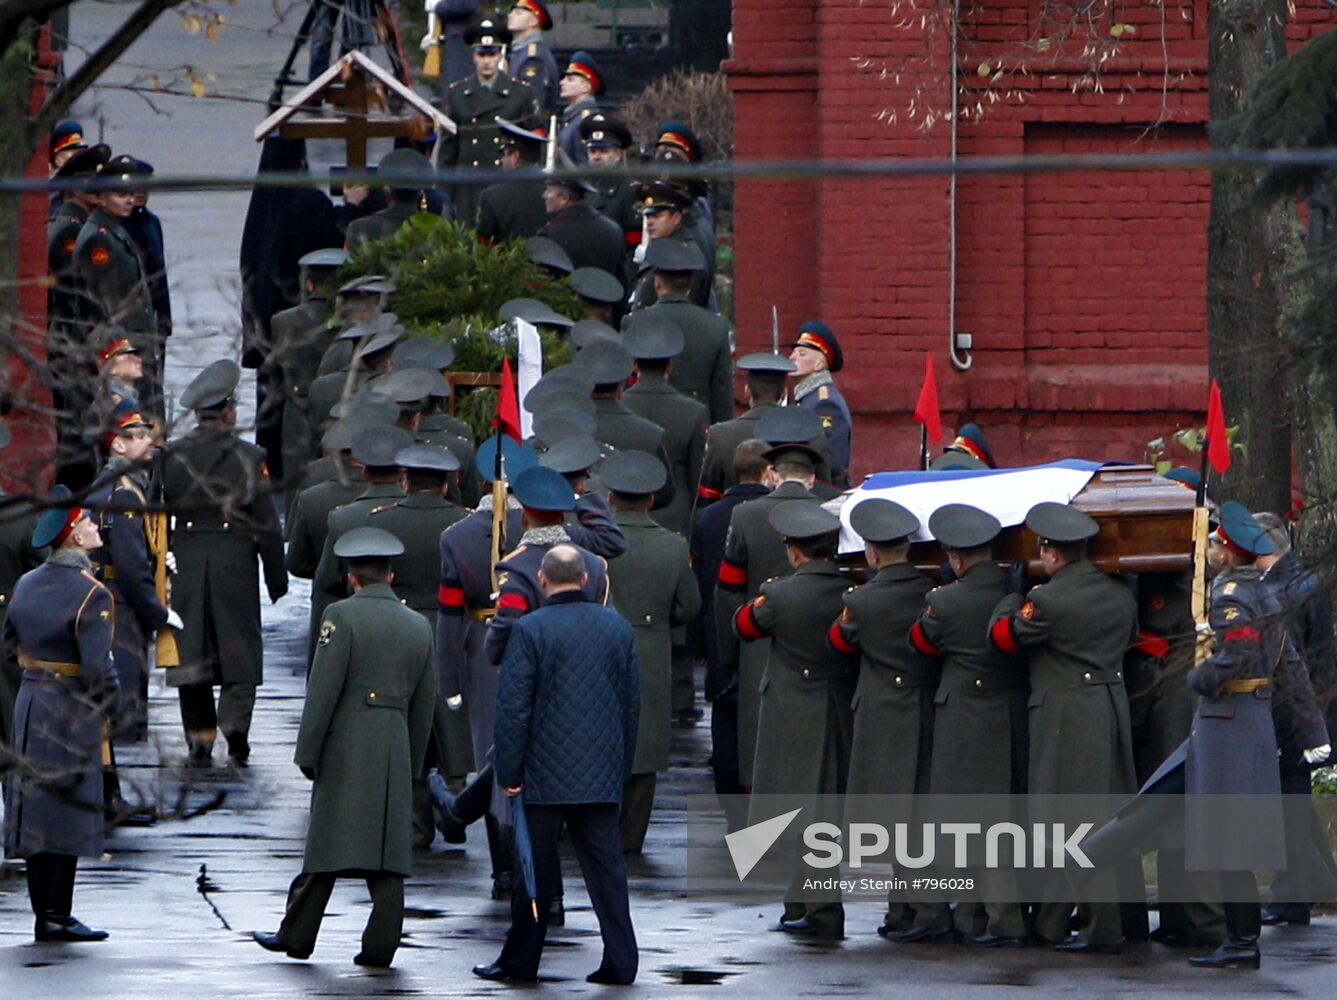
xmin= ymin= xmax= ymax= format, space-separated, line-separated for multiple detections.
xmin=419 ymin=30 xmax=434 ymax=50
xmin=165 ymin=551 xmax=177 ymax=575
xmin=1304 ymin=744 xmax=1331 ymax=765
xmin=447 ymin=694 xmax=463 ymax=711
xmin=1195 ymin=622 xmax=1214 ymax=637
xmin=423 ymin=0 xmax=436 ymax=11
xmin=165 ymin=608 xmax=184 ymax=631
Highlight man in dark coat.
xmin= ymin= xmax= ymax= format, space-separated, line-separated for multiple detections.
xmin=734 ymin=502 xmax=857 ymax=939
xmin=989 ymin=502 xmax=1138 ymax=953
xmin=788 ymin=321 xmax=853 ymax=487
xmin=3 ymin=491 xmax=116 ymax=942
xmin=437 ymin=17 xmax=540 ymax=228
xmin=345 ymin=148 xmax=435 ymax=248
xmin=161 ymin=361 xmax=287 ymax=767
xmin=691 ymin=439 xmax=769 ymax=823
xmin=626 ymin=181 xmax=715 ymax=312
xmin=910 ymin=504 xmax=1028 ymax=945
xmin=580 ymin=113 xmax=641 ymax=255
xmin=537 ymin=175 xmax=625 ymax=280
xmin=697 ymin=353 xmax=792 ymax=505
xmin=254 ymin=527 xmax=435 ymax=968
xmin=602 ymin=452 xmax=700 ymax=852
xmin=477 ymin=119 xmax=549 ymax=245
xmin=122 ymin=160 xmax=171 ymax=345
xmin=477 ymin=543 xmax=639 ymax=984
xmin=714 ymin=442 xmax=821 ymax=787
xmin=828 ymin=498 xmax=946 ymax=939
xmin=622 ymin=237 xmax=731 ymax=422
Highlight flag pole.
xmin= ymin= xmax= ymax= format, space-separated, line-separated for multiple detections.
xmin=920 ymin=423 xmax=928 ymax=471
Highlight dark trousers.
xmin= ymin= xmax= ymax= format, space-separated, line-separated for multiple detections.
xmin=110 ymin=604 xmax=149 ymax=743
xmin=255 ymin=365 xmax=285 ymax=488
xmin=178 ymin=681 xmax=257 ymax=756
xmin=1221 ymin=872 xmax=1261 ymax=941
xmin=670 ymin=643 xmax=694 ymax=713
xmin=26 ymin=852 xmax=77 ymax=920
xmin=277 ymin=870 xmax=404 ymax=963
xmin=620 ymin=772 xmax=655 ymax=853
xmin=453 ymin=763 xmax=517 ymax=880
xmin=496 ymin=802 xmax=637 ymax=983
xmin=1273 ymin=769 xmax=1337 ymax=905
xmin=709 ymin=694 xmax=747 ymax=833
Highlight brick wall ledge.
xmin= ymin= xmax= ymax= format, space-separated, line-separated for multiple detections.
xmin=723 ymin=56 xmax=820 ymax=90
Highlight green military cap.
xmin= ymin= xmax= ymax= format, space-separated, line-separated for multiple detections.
xmin=378 ymin=147 xmax=434 ymax=187
xmin=395 ymin=444 xmax=460 ymax=474
xmin=762 ymin=443 xmax=822 ymax=468
xmin=179 ymin=359 xmax=241 ymax=411
xmin=849 ymin=498 xmax=919 ymax=544
xmin=768 ymin=500 xmax=840 ymax=541
xmin=575 ymin=340 xmax=634 ymax=386
xmin=623 ymin=317 xmax=684 ymax=361
xmin=497 ymin=117 xmax=545 ymax=149
xmin=643 ymin=237 xmax=705 ymax=273
xmin=392 ymin=336 xmax=455 ymax=372
xmin=54 ymin=143 xmax=110 ymax=180
xmin=929 ymin=503 xmax=1001 ymax=549
xmin=539 ymin=436 xmax=604 ymax=476
xmin=298 ymin=247 xmax=349 ymax=269
xmin=525 ymin=236 xmax=574 ymax=275
xmin=338 ymin=274 xmax=396 ymax=296
xmin=1026 ymin=501 xmax=1098 ymax=545
xmin=370 ymin=368 xmax=437 ymax=407
xmin=569 ymin=267 xmax=624 ymax=304
xmin=322 ymin=408 xmax=396 ymax=454
xmin=571 ymin=319 xmax=620 ymax=351
xmin=501 ymin=297 xmax=574 ymax=329
xmin=533 ymin=408 xmax=596 ymax=446
xmin=523 ymin=371 xmax=596 ymax=415
xmin=599 ymin=449 xmax=665 ymax=497
xmin=349 ymin=426 xmax=414 ymax=467
xmin=736 ymin=352 xmax=796 ymax=374
xmin=756 ymin=406 xmax=823 ymax=446
xmin=329 ymin=392 xmax=399 ymax=421
xmin=337 ymin=312 xmax=400 ymax=341
xmin=333 ymin=526 xmax=405 ymax=560
xmin=354 ymin=327 xmax=405 ymax=361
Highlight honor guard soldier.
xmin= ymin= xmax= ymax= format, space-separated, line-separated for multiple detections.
xmin=988 ymin=501 xmax=1138 ymax=954
xmin=3 ymin=487 xmax=116 ymax=942
xmin=558 ymin=51 xmax=604 ymax=164
xmin=789 ymin=320 xmax=853 ymax=487
xmin=272 ymin=246 xmax=348 ymax=487
xmin=622 ymin=238 xmax=731 ymax=421
xmin=580 ymin=114 xmax=641 ymax=256
xmin=696 ymin=353 xmax=792 ymax=505
xmin=48 ymin=119 xmax=89 ymax=184
xmin=715 ymin=439 xmax=822 ymax=788
xmin=345 ymin=148 xmax=436 ymax=249
xmin=601 ymin=451 xmax=700 ymax=851
xmin=828 ymin=498 xmax=949 ymax=939
xmin=0 ymin=423 xmax=45 ymax=747
xmin=538 ymin=169 xmax=626 ymax=281
xmin=89 ymin=329 xmax=145 ymax=450
xmin=438 ymin=16 xmax=540 ymax=228
xmin=477 ymin=119 xmax=550 ymax=244
xmin=506 ymin=0 xmax=558 ymax=112
xmin=621 ymin=319 xmax=708 ymax=538
xmin=254 ymin=527 xmax=435 ymax=969
xmin=734 ymin=502 xmax=856 ymax=939
xmin=909 ymin=504 xmax=1028 ymax=946
xmin=162 ymin=360 xmax=287 ymax=768
xmin=625 ymin=183 xmax=715 ymax=313
xmin=75 ymin=155 xmax=162 ymax=412
xmin=931 ymin=422 xmax=996 ymax=471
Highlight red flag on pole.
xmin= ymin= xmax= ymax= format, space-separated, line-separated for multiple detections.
xmin=494 ymin=356 xmax=523 ymax=443
xmin=1205 ymin=378 xmax=1231 ymax=475
xmin=913 ymin=351 xmax=942 ymax=444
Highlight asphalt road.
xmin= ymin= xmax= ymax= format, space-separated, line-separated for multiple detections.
xmin=5 ymin=4 xmax=1336 ymax=996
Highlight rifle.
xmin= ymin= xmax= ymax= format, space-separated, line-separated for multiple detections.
xmin=146 ymin=447 xmax=180 ymax=668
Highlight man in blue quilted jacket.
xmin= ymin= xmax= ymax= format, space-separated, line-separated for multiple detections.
xmin=475 ymin=544 xmax=640 ymax=985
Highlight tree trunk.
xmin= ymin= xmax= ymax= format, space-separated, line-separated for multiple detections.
xmin=1206 ymin=0 xmax=1292 ymax=512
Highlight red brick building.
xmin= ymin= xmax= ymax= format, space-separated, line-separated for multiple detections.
xmin=725 ymin=0 xmax=1334 ymax=478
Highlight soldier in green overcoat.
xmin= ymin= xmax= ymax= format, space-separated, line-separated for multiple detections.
xmin=989 ymin=502 xmax=1139 ymax=953
xmin=828 ymin=498 xmax=947 ymax=938
xmin=254 ymin=528 xmax=435 ymax=968
xmin=602 ymin=452 xmax=700 ymax=852
xmin=734 ymin=502 xmax=857 ymax=939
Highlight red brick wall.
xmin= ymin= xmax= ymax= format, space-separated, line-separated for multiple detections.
xmin=726 ymin=0 xmax=1335 ymax=479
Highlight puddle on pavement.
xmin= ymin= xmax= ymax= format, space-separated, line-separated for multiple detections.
xmin=660 ymin=967 xmax=738 ymax=986
xmin=403 ymin=907 xmax=447 ymax=919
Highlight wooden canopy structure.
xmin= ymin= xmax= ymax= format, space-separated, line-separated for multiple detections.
xmin=253 ymin=50 xmax=454 ymax=169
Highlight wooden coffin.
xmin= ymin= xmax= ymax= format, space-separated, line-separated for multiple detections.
xmin=840 ymin=464 xmax=1197 ymax=577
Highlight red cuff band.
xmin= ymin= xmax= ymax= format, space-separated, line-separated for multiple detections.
xmin=497 ymin=592 xmax=529 ymax=612
xmin=439 ymin=584 xmax=466 ymax=609
xmin=625 ymin=230 xmax=642 ymax=247
xmin=909 ymin=621 xmax=944 ymax=657
xmin=990 ymin=616 xmax=1020 ymax=654
xmin=697 ymin=483 xmax=723 ymax=501
xmin=1223 ymin=625 xmax=1262 ymax=644
xmin=718 ymin=559 xmax=746 ymax=589
xmin=735 ymin=601 xmax=766 ymax=641
xmin=1135 ymin=630 xmax=1171 ymax=660
xmin=828 ymin=620 xmax=858 ymax=656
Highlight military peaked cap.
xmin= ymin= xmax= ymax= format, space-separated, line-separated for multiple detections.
xmin=179 ymin=359 xmax=240 ymax=411
xmin=333 ymin=526 xmax=404 ymax=560
xmin=849 ymin=498 xmax=919 ymax=544
xmin=929 ymin=503 xmax=1001 ymax=549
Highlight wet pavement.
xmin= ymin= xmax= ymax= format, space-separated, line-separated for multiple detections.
xmin=7 ymin=3 xmax=1337 ymax=996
